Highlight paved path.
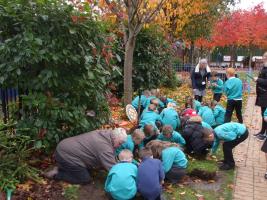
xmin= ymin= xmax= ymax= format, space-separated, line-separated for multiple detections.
xmin=233 ymin=93 xmax=267 ymax=200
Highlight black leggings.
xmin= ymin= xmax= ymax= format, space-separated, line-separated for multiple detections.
xmin=223 ymin=130 xmax=249 ymax=166
xmin=260 ymin=107 xmax=267 ymax=134
xmin=165 ymin=166 xmax=186 ymax=183
xmin=195 ymin=95 xmax=203 ymax=102
xmin=224 ymin=100 xmax=243 ymax=123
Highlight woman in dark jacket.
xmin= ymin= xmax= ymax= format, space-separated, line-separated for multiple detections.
xmin=191 ymin=59 xmax=211 ymax=102
xmin=254 ymin=52 xmax=267 ymax=141
xmin=181 ymin=116 xmax=213 ymax=157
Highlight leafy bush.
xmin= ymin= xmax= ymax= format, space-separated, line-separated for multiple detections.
xmin=0 ymin=0 xmax=111 ymax=150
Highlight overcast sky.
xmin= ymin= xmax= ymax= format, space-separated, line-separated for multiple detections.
xmin=233 ymin=0 xmax=267 ymax=10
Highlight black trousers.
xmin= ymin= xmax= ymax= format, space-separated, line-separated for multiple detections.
xmin=223 ymin=130 xmax=248 ymax=166
xmin=224 ymin=100 xmax=243 ymax=123
xmin=194 ymin=95 xmax=203 ymax=102
xmin=260 ymin=107 xmax=267 ymax=134
xmin=165 ymin=166 xmax=186 ymax=183
xmin=54 ymin=152 xmax=91 ymax=184
xmin=213 ymin=93 xmax=222 ymax=102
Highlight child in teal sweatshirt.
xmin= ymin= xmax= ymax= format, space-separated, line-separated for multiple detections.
xmin=147 ymin=141 xmax=187 ymax=183
xmin=157 ymin=125 xmax=185 ymax=146
xmin=139 ymin=104 xmax=162 ymax=128
xmin=198 ymin=102 xmax=216 ymax=126
xmin=160 ymin=102 xmax=181 ymax=130
xmin=105 ymin=150 xmax=138 ymax=200
xmin=224 ymin=68 xmax=243 ymax=123
xmin=116 ymin=129 xmax=145 ymax=155
xmin=210 ymin=71 xmax=224 ymax=102
xmin=207 ymin=122 xmax=248 ymax=170
xmin=211 ymin=100 xmax=226 ymax=126
xmin=131 ymin=90 xmax=151 ymax=111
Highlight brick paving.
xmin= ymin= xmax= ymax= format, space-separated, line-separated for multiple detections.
xmin=233 ymin=93 xmax=267 ymax=200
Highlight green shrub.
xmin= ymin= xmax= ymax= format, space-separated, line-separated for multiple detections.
xmin=0 ymin=129 xmax=40 ymax=191
xmin=0 ymin=0 xmax=111 ymax=150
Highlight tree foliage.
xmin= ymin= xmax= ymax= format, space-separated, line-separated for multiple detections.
xmin=0 ymin=0 xmax=111 ymax=150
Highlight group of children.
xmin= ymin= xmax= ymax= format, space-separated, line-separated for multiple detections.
xmin=104 ymin=67 xmax=249 ymax=200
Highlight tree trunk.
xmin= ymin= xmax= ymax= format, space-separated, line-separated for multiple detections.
xmin=123 ymin=34 xmax=136 ymax=105
xmin=249 ymin=49 xmax=252 ymax=71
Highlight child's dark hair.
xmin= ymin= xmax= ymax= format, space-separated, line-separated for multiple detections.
xmin=211 ymin=71 xmax=218 ymax=77
xmin=139 ymin=147 xmax=153 ymax=160
xmin=210 ymin=100 xmax=218 ymax=107
xmin=185 ymin=96 xmax=194 ymax=108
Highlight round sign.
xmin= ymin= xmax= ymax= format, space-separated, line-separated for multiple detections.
xmin=125 ymin=104 xmax=138 ymax=122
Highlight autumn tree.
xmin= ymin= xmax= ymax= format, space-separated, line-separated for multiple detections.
xmin=98 ymin=0 xmax=167 ymax=104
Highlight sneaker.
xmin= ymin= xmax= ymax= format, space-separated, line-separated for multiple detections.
xmin=43 ymin=166 xmax=58 ymax=179
xmin=256 ymin=134 xmax=266 ymax=141
xmin=219 ymin=164 xmax=235 ymax=171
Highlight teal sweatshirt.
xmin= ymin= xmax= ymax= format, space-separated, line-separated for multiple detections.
xmin=139 ymin=110 xmax=162 ymax=128
xmin=144 ymin=96 xmax=165 ymax=108
xmin=194 ymin=100 xmax=201 ymax=112
xmin=211 ymin=78 xmax=224 ymax=94
xmin=224 ymin=77 xmax=243 ymax=100
xmin=198 ymin=106 xmax=216 ymax=126
xmin=161 ymin=147 xmax=188 ymax=173
xmin=116 ymin=135 xmax=135 ymax=155
xmin=264 ymin=108 xmax=267 ymax=117
xmin=213 ymin=105 xmax=226 ymax=125
xmin=212 ymin=122 xmax=247 ymax=153
xmin=202 ymin=121 xmax=213 ymax=130
xmin=105 ymin=162 xmax=138 ymax=200
xmin=131 ymin=95 xmax=147 ymax=109
xmin=160 ymin=107 xmax=181 ymax=130
xmin=157 ymin=131 xmax=186 ymax=146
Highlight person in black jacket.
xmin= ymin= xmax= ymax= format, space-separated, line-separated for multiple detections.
xmin=254 ymin=52 xmax=267 ymax=141
xmin=181 ymin=116 xmax=213 ymax=157
xmin=191 ymin=59 xmax=211 ymax=102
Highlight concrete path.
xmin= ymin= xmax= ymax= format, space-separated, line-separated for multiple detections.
xmin=233 ymin=93 xmax=267 ymax=200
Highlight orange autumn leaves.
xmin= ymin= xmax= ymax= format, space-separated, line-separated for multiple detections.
xmin=196 ymin=4 xmax=267 ymax=50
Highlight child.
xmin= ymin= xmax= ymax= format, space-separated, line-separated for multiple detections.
xmin=182 ymin=116 xmax=213 ymax=156
xmin=131 ymin=90 xmax=151 ymax=112
xmin=139 ymin=104 xmax=162 ymax=128
xmin=160 ymin=96 xmax=177 ymax=108
xmin=147 ymin=141 xmax=188 ymax=183
xmin=137 ymin=148 xmax=165 ymax=200
xmin=158 ymin=125 xmax=185 ymax=146
xmin=209 ymin=122 xmax=248 ymax=170
xmin=116 ymin=129 xmax=145 ymax=155
xmin=210 ymin=71 xmax=224 ymax=102
xmin=211 ymin=100 xmax=226 ymax=126
xmin=141 ymin=122 xmax=160 ymax=147
xmin=160 ymin=102 xmax=181 ymax=130
xmin=261 ymin=108 xmax=267 ymax=179
xmin=185 ymin=96 xmax=201 ymax=112
xmin=144 ymin=89 xmax=165 ymax=109
xmin=224 ymin=68 xmax=243 ymax=123
xmin=105 ymin=150 xmax=138 ymax=200
xmin=198 ymin=101 xmax=216 ymax=127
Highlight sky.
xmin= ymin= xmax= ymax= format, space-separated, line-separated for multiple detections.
xmin=233 ymin=0 xmax=267 ymax=10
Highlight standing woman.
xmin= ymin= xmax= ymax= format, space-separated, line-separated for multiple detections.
xmin=191 ymin=59 xmax=211 ymax=102
xmin=254 ymin=52 xmax=267 ymax=141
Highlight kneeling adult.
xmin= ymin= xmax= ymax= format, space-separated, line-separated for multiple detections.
xmin=45 ymin=128 xmax=127 ymax=184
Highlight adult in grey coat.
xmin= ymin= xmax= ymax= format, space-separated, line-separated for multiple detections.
xmin=45 ymin=128 xmax=127 ymax=184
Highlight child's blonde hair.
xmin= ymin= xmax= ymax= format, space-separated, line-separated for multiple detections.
xmin=118 ymin=149 xmax=133 ymax=162
xmin=189 ymin=115 xmax=202 ymax=123
xmin=226 ymin=68 xmax=235 ymax=77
